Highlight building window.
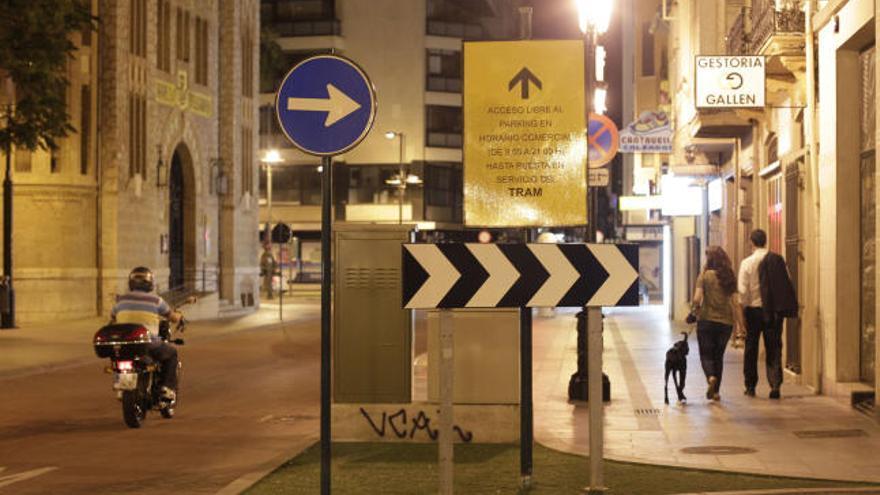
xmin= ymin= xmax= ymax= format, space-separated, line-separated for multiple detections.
xmin=50 ymin=148 xmax=60 ymax=174
xmin=241 ymin=24 xmax=254 ymax=96
xmin=427 ymin=49 xmax=462 ymax=92
xmin=426 ymin=105 xmax=463 ymax=148
xmin=157 ymin=0 xmax=172 ymax=72
xmin=274 ymin=0 xmax=335 ymax=21
xmin=641 ymin=21 xmax=654 ymax=77
xmin=129 ymin=92 xmax=146 ymax=178
xmin=241 ymin=127 xmax=253 ymax=196
xmin=14 ymin=148 xmax=31 ymax=173
xmin=176 ymin=8 xmax=192 ymax=62
xmin=194 ymin=17 xmax=209 ymax=85
xmin=424 ymin=162 xmax=462 ymax=222
xmin=766 ymin=173 xmax=782 ymax=254
xmin=80 ymin=84 xmax=91 ymax=175
xmin=130 ymin=0 xmax=147 ymax=57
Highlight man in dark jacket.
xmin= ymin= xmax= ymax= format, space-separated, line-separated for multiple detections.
xmin=757 ymin=250 xmax=798 ymax=399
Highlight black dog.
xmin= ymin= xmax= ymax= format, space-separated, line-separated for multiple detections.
xmin=664 ymin=332 xmax=689 ymax=404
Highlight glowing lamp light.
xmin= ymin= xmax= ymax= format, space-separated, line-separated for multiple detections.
xmin=575 ymin=0 xmax=613 ymax=34
xmin=262 ymin=149 xmax=283 ymax=164
xmin=593 ymin=88 xmax=608 ymax=115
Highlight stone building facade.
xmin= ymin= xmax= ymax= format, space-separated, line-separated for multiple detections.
xmin=650 ymin=0 xmax=880 ymax=408
xmin=0 ymin=0 xmax=260 ymax=322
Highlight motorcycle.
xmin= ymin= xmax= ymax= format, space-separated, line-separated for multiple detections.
xmin=93 ymin=314 xmax=187 ymax=428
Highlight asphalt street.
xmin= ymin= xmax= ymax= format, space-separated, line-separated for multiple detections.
xmin=0 ymin=306 xmax=320 ymax=494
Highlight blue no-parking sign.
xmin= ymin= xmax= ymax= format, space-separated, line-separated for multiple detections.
xmin=275 ymin=55 xmax=376 ymax=156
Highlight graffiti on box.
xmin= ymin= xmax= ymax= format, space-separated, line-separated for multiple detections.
xmin=358 ymin=407 xmax=474 ymax=443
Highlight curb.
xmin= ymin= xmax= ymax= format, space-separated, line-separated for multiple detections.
xmin=676 ymin=489 xmax=880 ymax=495
xmin=214 ymin=437 xmax=318 ymax=495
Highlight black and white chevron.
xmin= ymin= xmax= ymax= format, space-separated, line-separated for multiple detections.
xmin=402 ymin=243 xmax=639 ymax=309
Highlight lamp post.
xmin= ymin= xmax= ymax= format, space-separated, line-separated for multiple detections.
xmin=575 ymin=1 xmax=613 ymax=493
xmin=384 ymin=131 xmax=407 ymax=224
xmin=2 ymin=77 xmax=15 ymax=328
xmin=262 ymin=149 xmax=283 ymax=241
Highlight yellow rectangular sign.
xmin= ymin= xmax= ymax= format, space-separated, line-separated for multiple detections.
xmin=464 ymin=40 xmax=586 ymax=227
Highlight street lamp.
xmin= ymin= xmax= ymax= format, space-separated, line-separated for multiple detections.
xmin=261 ymin=149 xmax=283 ymax=243
xmin=384 ymin=131 xmax=413 ymax=224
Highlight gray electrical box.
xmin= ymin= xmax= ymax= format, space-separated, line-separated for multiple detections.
xmin=333 ymin=224 xmax=413 ymax=403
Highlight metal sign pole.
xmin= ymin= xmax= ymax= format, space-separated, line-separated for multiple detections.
xmin=320 ymin=155 xmax=332 ymax=495
xmin=438 ymin=308 xmax=454 ymax=495
xmin=584 ymin=25 xmax=606 ymax=494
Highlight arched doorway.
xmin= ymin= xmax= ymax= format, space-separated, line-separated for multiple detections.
xmin=169 ymin=144 xmax=196 ymax=290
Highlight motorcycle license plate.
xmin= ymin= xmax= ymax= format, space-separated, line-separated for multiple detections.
xmin=113 ymin=372 xmax=138 ymax=391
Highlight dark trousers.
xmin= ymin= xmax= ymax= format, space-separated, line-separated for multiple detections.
xmin=696 ymin=320 xmax=733 ymax=387
xmin=148 ymin=339 xmax=179 ymax=389
xmin=743 ymin=307 xmax=783 ymax=390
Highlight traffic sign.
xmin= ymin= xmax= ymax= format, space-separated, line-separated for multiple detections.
xmin=463 ymin=40 xmax=587 ymax=228
xmin=275 ymin=55 xmax=376 ymax=156
xmin=589 ymin=169 xmax=609 ymax=187
xmin=695 ymin=55 xmax=765 ymax=108
xmin=402 ymin=243 xmax=639 ymax=309
xmin=588 ymin=113 xmax=619 ymax=168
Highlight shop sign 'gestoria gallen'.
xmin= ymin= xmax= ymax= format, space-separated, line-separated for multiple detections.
xmin=463 ymin=40 xmax=587 ymax=227
xmin=695 ymin=55 xmax=765 ymax=108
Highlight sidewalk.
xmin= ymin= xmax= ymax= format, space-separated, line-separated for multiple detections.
xmin=534 ymin=306 xmax=880 ymax=483
xmin=0 ymin=298 xmax=317 ymax=379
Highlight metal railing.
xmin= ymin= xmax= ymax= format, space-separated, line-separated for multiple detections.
xmin=726 ymin=9 xmax=749 ymax=55
xmin=750 ymin=3 xmax=805 ymax=53
xmin=273 ymin=19 xmax=341 ymax=37
xmin=426 ymin=19 xmax=483 ymax=39
xmin=426 ymin=75 xmax=462 ymax=93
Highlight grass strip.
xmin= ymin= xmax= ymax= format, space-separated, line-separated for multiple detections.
xmin=245 ymin=442 xmax=874 ymax=495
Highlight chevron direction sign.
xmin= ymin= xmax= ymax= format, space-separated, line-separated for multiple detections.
xmin=402 ymin=243 xmax=639 ymax=309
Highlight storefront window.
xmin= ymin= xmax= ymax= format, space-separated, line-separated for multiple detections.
xmin=767 ymin=173 xmax=783 ymax=254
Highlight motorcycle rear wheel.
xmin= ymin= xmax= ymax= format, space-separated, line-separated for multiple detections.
xmin=122 ymin=390 xmax=146 ymax=428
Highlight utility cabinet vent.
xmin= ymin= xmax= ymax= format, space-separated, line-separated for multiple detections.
xmin=344 ymin=267 xmax=400 ymax=289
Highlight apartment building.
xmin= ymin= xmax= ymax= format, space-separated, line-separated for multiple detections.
xmin=258 ymin=0 xmax=519 ymax=282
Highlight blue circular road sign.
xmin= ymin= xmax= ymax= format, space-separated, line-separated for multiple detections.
xmin=275 ymin=55 xmax=376 ymax=156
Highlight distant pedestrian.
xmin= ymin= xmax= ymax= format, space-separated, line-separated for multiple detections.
xmin=691 ymin=246 xmax=745 ymax=402
xmin=260 ymin=245 xmax=277 ymax=299
xmin=738 ymin=229 xmax=796 ymax=399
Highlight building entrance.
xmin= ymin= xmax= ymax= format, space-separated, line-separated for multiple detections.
xmin=859 ymin=45 xmax=876 ymax=384
xmin=168 ymin=144 xmax=196 ymax=291
xmin=169 ymin=152 xmax=185 ymax=289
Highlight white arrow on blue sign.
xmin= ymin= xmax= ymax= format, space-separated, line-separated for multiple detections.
xmin=275 ymin=55 xmax=377 ymax=156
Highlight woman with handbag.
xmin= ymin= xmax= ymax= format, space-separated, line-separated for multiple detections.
xmin=691 ymin=246 xmax=746 ymax=401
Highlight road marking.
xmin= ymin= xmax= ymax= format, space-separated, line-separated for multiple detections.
xmin=0 ymin=467 xmax=58 ymax=489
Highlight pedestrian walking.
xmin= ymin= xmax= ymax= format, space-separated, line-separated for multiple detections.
xmin=260 ymin=244 xmax=277 ymax=299
xmin=738 ymin=229 xmax=769 ymax=397
xmin=738 ymin=229 xmax=796 ymax=399
xmin=691 ymin=246 xmax=745 ymax=402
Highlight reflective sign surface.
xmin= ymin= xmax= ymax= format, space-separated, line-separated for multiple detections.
xmin=464 ymin=40 xmax=587 ymax=227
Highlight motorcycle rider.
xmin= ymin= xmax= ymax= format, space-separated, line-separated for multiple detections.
xmin=110 ymin=267 xmax=182 ymax=402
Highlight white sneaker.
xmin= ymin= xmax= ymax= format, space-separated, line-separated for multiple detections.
xmin=160 ymin=386 xmax=176 ymax=402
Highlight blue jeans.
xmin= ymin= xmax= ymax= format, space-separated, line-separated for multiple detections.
xmin=696 ymin=320 xmax=733 ymax=387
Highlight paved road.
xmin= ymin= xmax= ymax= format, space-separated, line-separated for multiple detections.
xmin=0 ymin=308 xmax=320 ymax=494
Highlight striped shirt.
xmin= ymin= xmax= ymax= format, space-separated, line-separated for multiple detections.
xmin=111 ymin=291 xmax=172 ymax=336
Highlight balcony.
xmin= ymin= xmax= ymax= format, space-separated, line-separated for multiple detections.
xmin=749 ymin=4 xmax=805 ymax=57
xmin=726 ymin=9 xmax=749 ymax=56
xmin=273 ymin=18 xmax=341 ymax=38
xmin=426 ymin=19 xmax=483 ymax=40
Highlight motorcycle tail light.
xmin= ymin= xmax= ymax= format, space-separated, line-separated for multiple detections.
xmin=116 ymin=360 xmax=134 ymax=371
